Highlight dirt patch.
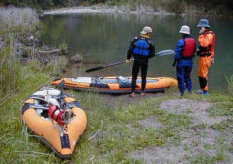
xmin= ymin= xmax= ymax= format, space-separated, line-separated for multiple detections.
xmin=128 ymin=99 xmax=232 ymax=163
xmin=129 ymin=128 xmax=225 ymax=164
xmin=160 ymin=99 xmax=212 ymax=114
xmin=160 ymin=99 xmax=227 ymax=126
xmin=181 ymin=128 xmax=220 ymax=146
xmin=180 ymin=128 xmax=221 ymax=157
xmin=138 ymin=116 xmax=164 ymax=129
xmin=129 ymin=145 xmax=188 ymax=164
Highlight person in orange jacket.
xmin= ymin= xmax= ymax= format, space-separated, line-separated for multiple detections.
xmin=196 ymin=19 xmax=216 ymax=95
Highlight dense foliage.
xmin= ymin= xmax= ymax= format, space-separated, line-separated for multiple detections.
xmin=1 ymin=0 xmax=233 ymax=13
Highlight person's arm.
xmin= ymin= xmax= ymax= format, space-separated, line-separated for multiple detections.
xmin=127 ymin=37 xmax=137 ymax=60
xmin=173 ymin=39 xmax=184 ymax=66
xmin=175 ymin=39 xmax=184 ymax=60
xmin=148 ymin=40 xmax=155 ymax=58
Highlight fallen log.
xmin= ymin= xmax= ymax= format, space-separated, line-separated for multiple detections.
xmin=38 ymin=49 xmax=61 ymax=54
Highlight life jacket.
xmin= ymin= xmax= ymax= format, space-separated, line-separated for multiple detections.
xmin=132 ymin=38 xmax=151 ymax=56
xmin=182 ymin=38 xmax=196 ymax=58
xmin=198 ymin=30 xmax=216 ymax=57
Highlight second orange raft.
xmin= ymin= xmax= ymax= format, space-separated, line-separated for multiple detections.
xmin=21 ymin=87 xmax=87 ymax=159
xmin=52 ymin=76 xmax=177 ymax=94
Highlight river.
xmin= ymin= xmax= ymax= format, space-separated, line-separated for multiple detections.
xmin=41 ymin=13 xmax=233 ymax=92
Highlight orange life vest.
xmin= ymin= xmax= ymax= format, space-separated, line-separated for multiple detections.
xmin=198 ymin=30 xmax=216 ymax=57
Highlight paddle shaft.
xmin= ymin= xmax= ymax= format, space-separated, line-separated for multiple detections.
xmin=85 ymin=49 xmax=175 ymax=73
xmin=86 ymin=61 xmax=125 ymax=72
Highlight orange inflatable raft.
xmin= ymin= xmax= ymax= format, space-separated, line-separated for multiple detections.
xmin=21 ymin=87 xmax=87 ymax=159
xmin=51 ymin=76 xmax=177 ymax=94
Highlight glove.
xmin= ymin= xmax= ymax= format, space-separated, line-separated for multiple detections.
xmin=126 ymin=59 xmax=133 ymax=63
xmin=172 ymin=60 xmax=176 ymax=67
xmin=211 ymin=57 xmax=215 ymax=64
xmin=125 ymin=59 xmax=130 ymax=63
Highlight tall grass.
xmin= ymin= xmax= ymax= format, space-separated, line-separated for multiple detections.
xmin=0 ymin=34 xmax=23 ymax=101
xmin=0 ymin=7 xmax=68 ymax=104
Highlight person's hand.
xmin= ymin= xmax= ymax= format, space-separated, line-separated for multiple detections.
xmin=126 ymin=59 xmax=133 ymax=63
xmin=211 ymin=57 xmax=215 ymax=64
xmin=125 ymin=59 xmax=130 ymax=63
xmin=172 ymin=60 xmax=176 ymax=67
xmin=199 ymin=27 xmax=205 ymax=34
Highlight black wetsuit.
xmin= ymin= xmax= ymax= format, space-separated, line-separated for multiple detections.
xmin=127 ymin=36 xmax=155 ymax=93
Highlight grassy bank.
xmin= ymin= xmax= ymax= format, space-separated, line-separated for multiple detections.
xmin=0 ymin=8 xmax=69 ymax=164
xmin=0 ymin=88 xmax=232 ymax=163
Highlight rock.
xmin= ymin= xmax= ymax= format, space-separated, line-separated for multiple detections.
xmin=0 ymin=37 xmax=4 ymax=49
xmin=70 ymin=54 xmax=83 ymax=64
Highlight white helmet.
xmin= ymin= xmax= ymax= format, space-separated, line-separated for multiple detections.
xmin=179 ymin=25 xmax=191 ymax=35
xmin=140 ymin=26 xmax=153 ymax=35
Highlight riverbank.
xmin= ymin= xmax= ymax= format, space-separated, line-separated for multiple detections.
xmin=0 ymin=88 xmax=232 ymax=163
xmin=0 ymin=6 xmax=232 ymax=164
xmin=43 ymin=5 xmax=174 ymax=16
xmin=0 ymin=7 xmax=69 ymax=104
xmin=42 ymin=5 xmax=233 ymax=18
xmin=3 ymin=0 xmax=233 ymax=17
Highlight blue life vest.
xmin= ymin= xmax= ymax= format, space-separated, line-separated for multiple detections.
xmin=132 ymin=39 xmax=151 ymax=56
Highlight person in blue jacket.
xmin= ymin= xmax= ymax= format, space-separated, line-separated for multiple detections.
xmin=126 ymin=26 xmax=155 ymax=97
xmin=173 ymin=25 xmax=196 ymax=96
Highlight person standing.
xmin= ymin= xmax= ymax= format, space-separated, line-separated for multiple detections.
xmin=196 ymin=19 xmax=216 ymax=95
xmin=173 ymin=25 xmax=196 ymax=96
xmin=126 ymin=26 xmax=155 ymax=97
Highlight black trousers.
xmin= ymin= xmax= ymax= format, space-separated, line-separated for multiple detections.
xmin=199 ymin=76 xmax=208 ymax=91
xmin=131 ymin=60 xmax=148 ymax=93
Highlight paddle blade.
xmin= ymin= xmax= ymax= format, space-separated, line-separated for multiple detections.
xmin=156 ymin=49 xmax=175 ymax=57
xmin=86 ymin=66 xmax=104 ymax=73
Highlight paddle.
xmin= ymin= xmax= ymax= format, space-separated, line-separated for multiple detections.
xmin=85 ymin=49 xmax=175 ymax=73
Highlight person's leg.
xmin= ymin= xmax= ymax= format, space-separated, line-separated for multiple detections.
xmin=141 ymin=63 xmax=148 ymax=95
xmin=184 ymin=66 xmax=192 ymax=93
xmin=131 ymin=61 xmax=140 ymax=96
xmin=176 ymin=66 xmax=185 ymax=96
xmin=198 ymin=77 xmax=208 ymax=93
xmin=198 ymin=57 xmax=210 ymax=94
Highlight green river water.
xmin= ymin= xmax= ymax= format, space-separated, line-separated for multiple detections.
xmin=41 ymin=14 xmax=233 ymax=92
